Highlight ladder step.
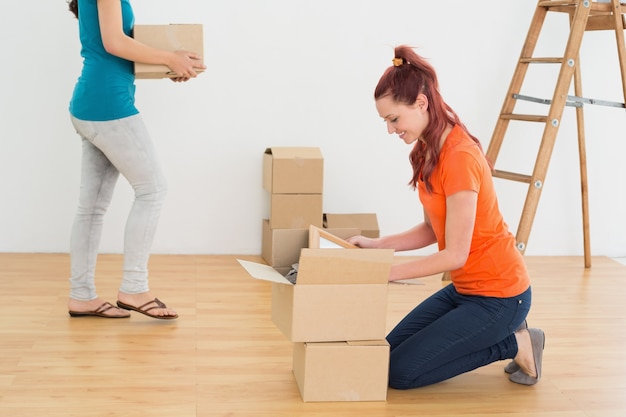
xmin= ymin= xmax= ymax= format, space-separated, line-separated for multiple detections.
xmin=520 ymin=57 xmax=564 ymax=64
xmin=500 ymin=113 xmax=548 ymax=122
xmin=537 ymin=0 xmax=577 ymax=6
xmin=492 ymin=170 xmax=532 ymax=184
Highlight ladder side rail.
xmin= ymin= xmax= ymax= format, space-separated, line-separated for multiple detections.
xmin=573 ymin=59 xmax=591 ymax=268
xmin=515 ymin=0 xmax=592 ymax=253
xmin=610 ymin=0 xmax=626 ymax=103
xmin=486 ymin=2 xmax=549 ymax=164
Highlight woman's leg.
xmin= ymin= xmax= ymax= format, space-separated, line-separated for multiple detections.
xmin=69 ymin=135 xmax=120 ymax=301
xmin=388 ymin=285 xmax=531 ymax=389
xmin=87 ymin=115 xmax=168 ymax=294
xmin=69 ymin=115 xmax=175 ymax=318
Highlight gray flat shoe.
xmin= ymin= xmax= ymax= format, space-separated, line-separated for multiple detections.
xmin=504 ymin=319 xmax=528 ymax=374
xmin=509 ymin=328 xmax=545 ymax=386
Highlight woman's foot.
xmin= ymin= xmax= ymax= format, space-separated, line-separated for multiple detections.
xmin=504 ymin=319 xmax=528 ymax=374
xmin=510 ymin=327 xmax=545 ymax=385
xmin=68 ymin=297 xmax=130 ymax=318
xmin=117 ymin=291 xmax=178 ymax=319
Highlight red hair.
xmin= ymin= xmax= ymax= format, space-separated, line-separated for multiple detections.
xmin=374 ymin=46 xmax=485 ymax=192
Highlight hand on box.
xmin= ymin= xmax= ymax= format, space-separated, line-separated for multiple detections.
xmin=346 ymin=235 xmax=377 ymax=248
xmin=168 ymin=50 xmax=206 ymax=81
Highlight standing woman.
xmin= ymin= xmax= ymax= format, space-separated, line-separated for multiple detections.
xmin=347 ymin=46 xmax=545 ymax=388
xmin=66 ymin=0 xmax=205 ymax=319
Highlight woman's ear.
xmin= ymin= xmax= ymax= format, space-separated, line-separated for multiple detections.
xmin=415 ymin=93 xmax=428 ymax=111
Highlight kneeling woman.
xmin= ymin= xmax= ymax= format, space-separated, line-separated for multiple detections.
xmin=347 ymin=46 xmax=544 ymax=389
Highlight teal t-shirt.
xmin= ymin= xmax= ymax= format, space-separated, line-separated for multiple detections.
xmin=69 ymin=0 xmax=139 ymax=121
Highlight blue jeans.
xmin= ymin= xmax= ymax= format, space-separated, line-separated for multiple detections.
xmin=387 ymin=284 xmax=531 ymax=389
xmin=68 ymin=114 xmax=167 ymax=301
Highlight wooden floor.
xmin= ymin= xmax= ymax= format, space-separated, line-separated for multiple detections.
xmin=1 ymin=254 xmax=625 ymax=417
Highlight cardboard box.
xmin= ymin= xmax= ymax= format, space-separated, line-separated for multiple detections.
xmin=292 ymin=340 xmax=390 ymax=402
xmin=263 ymin=147 xmax=323 ymax=194
xmin=261 ymin=219 xmax=360 ymax=268
xmin=324 ymin=213 xmax=380 ymax=238
xmin=239 ymin=228 xmax=393 ymax=342
xmin=269 ymin=194 xmax=323 ymax=229
xmin=270 ymin=247 xmax=392 ymax=342
xmin=262 ymin=220 xmax=308 ymax=267
xmin=133 ymin=24 xmax=204 ymax=79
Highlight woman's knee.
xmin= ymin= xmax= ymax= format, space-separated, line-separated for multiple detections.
xmin=133 ymin=175 xmax=168 ymax=201
xmin=388 ymin=359 xmax=419 ymax=390
xmin=389 ymin=370 xmax=417 ymax=390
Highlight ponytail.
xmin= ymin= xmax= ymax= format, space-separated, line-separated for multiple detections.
xmin=375 ymin=46 xmax=485 ymax=192
xmin=68 ymin=0 xmax=78 ymax=19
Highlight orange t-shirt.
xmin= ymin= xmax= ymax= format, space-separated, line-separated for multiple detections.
xmin=418 ymin=125 xmax=530 ymax=297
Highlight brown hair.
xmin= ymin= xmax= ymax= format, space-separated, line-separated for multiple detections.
xmin=374 ymin=46 xmax=485 ymax=192
xmin=68 ymin=0 xmax=78 ymax=19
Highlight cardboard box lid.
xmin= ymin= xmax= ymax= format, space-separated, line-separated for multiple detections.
xmin=265 ymin=147 xmax=323 ymax=160
xmin=263 ymin=147 xmax=324 ymax=194
xmin=297 ymin=248 xmax=393 ymax=285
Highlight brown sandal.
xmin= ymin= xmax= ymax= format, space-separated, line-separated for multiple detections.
xmin=69 ymin=301 xmax=130 ymax=318
xmin=116 ymin=298 xmax=178 ymax=320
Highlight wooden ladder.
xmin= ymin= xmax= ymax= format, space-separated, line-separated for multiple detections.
xmin=486 ymin=0 xmax=626 ymax=267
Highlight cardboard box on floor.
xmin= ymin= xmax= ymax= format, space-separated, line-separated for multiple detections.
xmin=238 ymin=227 xmax=394 ymax=342
xmin=324 ymin=213 xmax=380 ymax=238
xmin=261 ymin=219 xmax=360 ymax=268
xmin=133 ymin=24 xmax=204 ymax=79
xmin=292 ymin=340 xmax=390 ymax=402
xmin=263 ymin=147 xmax=323 ymax=194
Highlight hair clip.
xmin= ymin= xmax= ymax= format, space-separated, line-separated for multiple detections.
xmin=392 ymin=57 xmax=404 ymax=67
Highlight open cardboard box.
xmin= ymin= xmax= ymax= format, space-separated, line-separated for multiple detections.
xmin=238 ymin=226 xmax=393 ymax=342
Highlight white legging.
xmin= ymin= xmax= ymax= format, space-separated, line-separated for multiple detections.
xmin=69 ymin=114 xmax=167 ymax=301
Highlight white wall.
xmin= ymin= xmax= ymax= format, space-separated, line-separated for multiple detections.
xmin=1 ymin=1 xmax=625 ymax=257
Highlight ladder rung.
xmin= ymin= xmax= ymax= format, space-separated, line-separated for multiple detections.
xmin=586 ymin=14 xmax=626 ymax=31
xmin=493 ymin=170 xmax=532 ymax=184
xmin=520 ymin=57 xmax=564 ymax=64
xmin=500 ymin=113 xmax=548 ymax=122
xmin=537 ymin=0 xmax=577 ymax=8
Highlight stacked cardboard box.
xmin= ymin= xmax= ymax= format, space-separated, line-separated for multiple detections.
xmin=261 ymin=147 xmax=381 ymax=273
xmin=241 ymin=228 xmax=393 ymax=402
xmin=286 ymin=229 xmax=392 ymax=402
xmin=263 ymin=147 xmax=324 ymax=229
xmin=254 ymin=147 xmax=392 ymax=402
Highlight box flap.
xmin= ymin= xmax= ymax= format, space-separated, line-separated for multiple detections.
xmin=265 ymin=147 xmax=323 ymax=160
xmin=309 ymin=225 xmax=356 ymax=249
xmin=237 ymin=259 xmax=293 ymax=285
xmin=297 ymin=248 xmax=393 ymax=284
